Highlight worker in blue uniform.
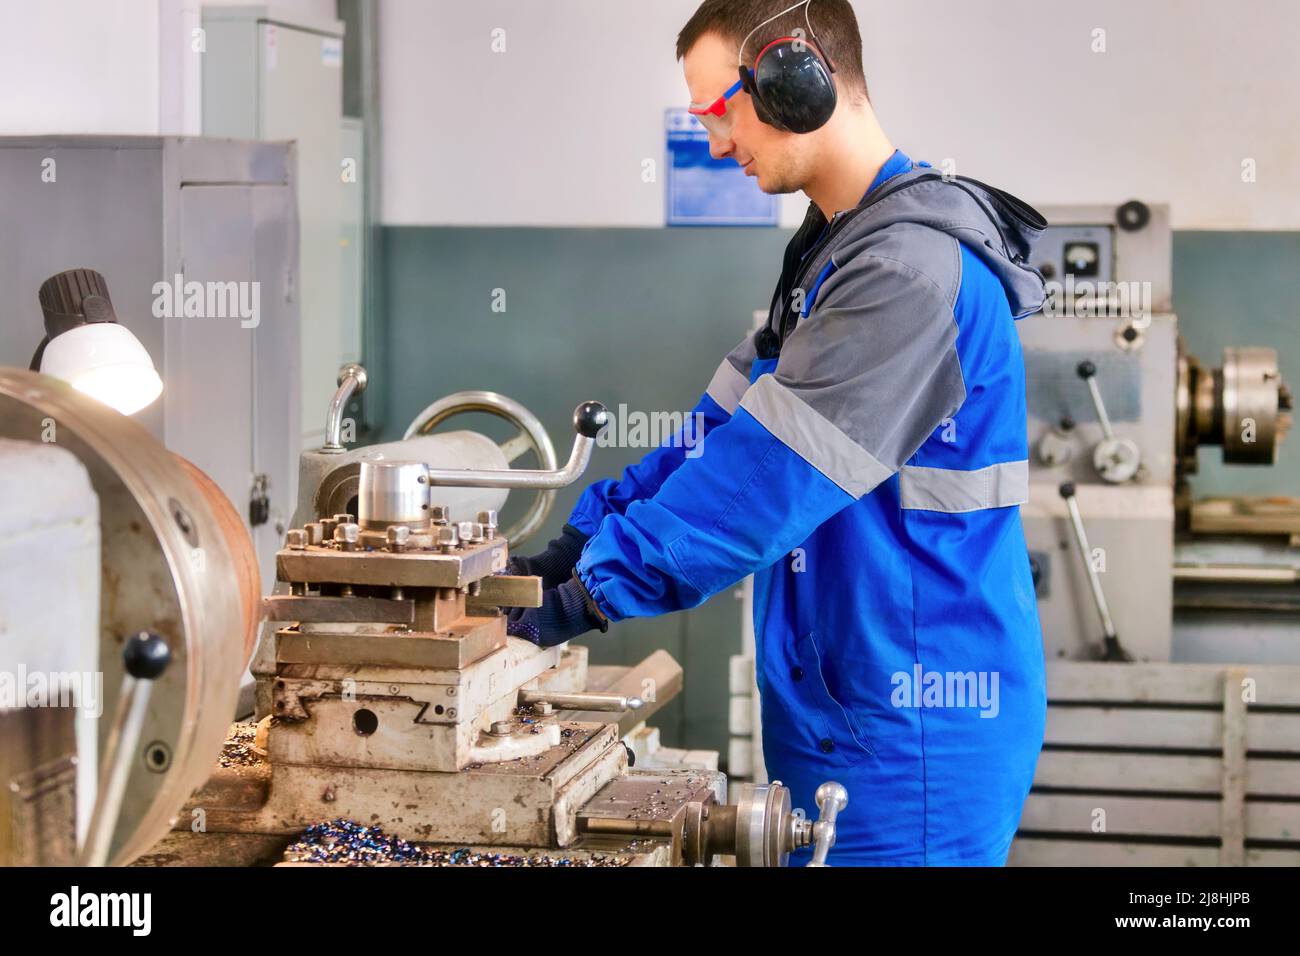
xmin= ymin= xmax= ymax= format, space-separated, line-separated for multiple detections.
xmin=506 ymin=0 xmax=1049 ymax=865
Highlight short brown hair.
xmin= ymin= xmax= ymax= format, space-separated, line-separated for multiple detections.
xmin=676 ymin=0 xmax=868 ymax=100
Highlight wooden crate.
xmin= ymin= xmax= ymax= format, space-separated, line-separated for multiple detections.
xmin=1008 ymin=661 xmax=1300 ymax=867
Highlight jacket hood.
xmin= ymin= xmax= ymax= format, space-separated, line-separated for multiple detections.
xmin=837 ymin=167 xmax=1049 ymax=318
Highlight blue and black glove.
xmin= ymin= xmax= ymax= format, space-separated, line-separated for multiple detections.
xmin=505 ymin=524 xmax=589 ymax=589
xmin=506 ymin=572 xmax=608 ymax=647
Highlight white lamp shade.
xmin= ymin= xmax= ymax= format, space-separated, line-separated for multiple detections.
xmin=40 ymin=323 xmax=163 ymax=416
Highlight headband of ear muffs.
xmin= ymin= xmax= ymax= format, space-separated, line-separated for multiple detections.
xmin=739 ymin=37 xmax=838 ymax=134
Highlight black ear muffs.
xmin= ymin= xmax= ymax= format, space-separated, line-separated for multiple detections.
xmin=740 ymin=37 xmax=837 ymax=134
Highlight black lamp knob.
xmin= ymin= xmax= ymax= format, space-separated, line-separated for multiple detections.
xmin=122 ymin=631 xmax=171 ymax=681
xmin=1076 ymin=360 xmax=1097 ymax=380
xmin=1058 ymin=482 xmax=1076 ymax=500
xmin=573 ymin=401 xmax=609 ymax=438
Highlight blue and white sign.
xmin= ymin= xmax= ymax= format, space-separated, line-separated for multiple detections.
xmin=665 ymin=109 xmax=779 ymax=227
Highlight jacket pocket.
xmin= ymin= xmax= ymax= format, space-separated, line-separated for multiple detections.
xmin=794 ymin=630 xmax=874 ymax=759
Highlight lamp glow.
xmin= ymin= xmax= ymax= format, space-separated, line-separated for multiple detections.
xmin=40 ymin=323 xmax=163 ymax=415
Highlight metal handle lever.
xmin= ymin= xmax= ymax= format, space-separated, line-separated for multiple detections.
xmin=322 ymin=363 xmax=368 ymax=453
xmin=518 ymin=689 xmax=643 ymax=713
xmin=1077 ymin=361 xmax=1141 ymax=482
xmin=806 ymin=781 xmax=848 ymax=867
xmin=1059 ymin=483 xmax=1129 ymax=662
xmin=79 ymin=632 xmax=172 ymax=867
xmin=423 ymin=401 xmax=608 ymax=490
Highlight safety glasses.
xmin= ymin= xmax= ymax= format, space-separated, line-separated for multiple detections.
xmin=687 ymin=78 xmax=744 ymax=136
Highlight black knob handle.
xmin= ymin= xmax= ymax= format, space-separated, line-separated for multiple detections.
xmin=123 ymin=631 xmax=171 ymax=681
xmin=1059 ymin=416 xmax=1076 ymax=432
xmin=1076 ymin=360 xmax=1096 ymax=380
xmin=1058 ymin=482 xmax=1076 ymax=499
xmin=573 ymin=401 xmax=609 ymax=439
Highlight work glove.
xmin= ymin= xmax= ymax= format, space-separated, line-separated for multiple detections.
xmin=505 ymin=523 xmax=589 ymax=589
xmin=506 ymin=572 xmax=608 ymax=647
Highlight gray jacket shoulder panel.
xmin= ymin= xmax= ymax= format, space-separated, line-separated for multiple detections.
xmin=828 ymin=221 xmax=963 ymax=309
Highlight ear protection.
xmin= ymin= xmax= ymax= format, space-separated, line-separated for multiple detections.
xmin=739 ymin=1 xmax=838 ymax=134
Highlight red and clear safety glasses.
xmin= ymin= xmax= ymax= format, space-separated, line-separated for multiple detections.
xmin=688 ymin=78 xmax=744 ymax=136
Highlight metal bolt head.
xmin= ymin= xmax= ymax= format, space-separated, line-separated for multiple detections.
xmin=458 ymin=521 xmax=484 ymax=544
xmin=490 ymin=720 xmax=514 ymax=736
xmin=320 ymin=517 xmax=338 ymax=540
xmin=386 ymin=525 xmax=411 ymax=552
xmin=477 ymin=510 xmax=499 ymax=537
xmin=334 ymin=523 xmax=360 ymax=551
xmin=334 ymin=513 xmax=355 ymax=526
xmin=430 ymin=504 xmax=450 ymax=526
xmin=436 ymin=525 xmax=460 ymax=552
xmin=286 ymin=529 xmax=307 ymax=550
xmin=304 ymin=522 xmax=325 ymax=546
xmin=532 ymin=701 xmax=553 ymax=716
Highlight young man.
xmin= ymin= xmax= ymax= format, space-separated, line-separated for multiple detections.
xmin=507 ymin=0 xmax=1048 ymax=866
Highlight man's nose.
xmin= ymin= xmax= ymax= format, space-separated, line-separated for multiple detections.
xmin=708 ymin=131 xmax=735 ymax=161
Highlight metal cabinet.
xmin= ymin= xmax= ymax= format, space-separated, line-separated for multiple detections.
xmin=0 ymin=136 xmax=300 ymax=594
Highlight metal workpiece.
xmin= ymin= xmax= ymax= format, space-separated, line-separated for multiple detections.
xmin=357 ymin=459 xmax=431 ymax=531
xmin=321 ymin=363 xmax=367 ymax=453
xmin=518 ymin=690 xmax=644 ymax=713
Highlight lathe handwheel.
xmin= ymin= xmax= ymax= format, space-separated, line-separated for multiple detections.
xmin=403 ymin=390 xmax=558 ymax=547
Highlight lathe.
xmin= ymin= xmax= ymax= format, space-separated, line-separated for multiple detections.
xmin=0 ymin=364 xmax=845 ymax=868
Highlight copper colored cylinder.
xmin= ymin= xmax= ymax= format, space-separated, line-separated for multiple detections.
xmin=172 ymin=454 xmax=262 ymax=666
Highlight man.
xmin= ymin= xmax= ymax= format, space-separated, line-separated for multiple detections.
xmin=507 ymin=0 xmax=1047 ymax=866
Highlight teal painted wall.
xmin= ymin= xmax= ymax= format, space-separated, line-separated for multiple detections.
xmin=378 ymin=226 xmax=1298 ymax=756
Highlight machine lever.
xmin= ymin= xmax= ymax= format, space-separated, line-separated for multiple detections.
xmin=1058 ymin=483 xmax=1130 ymax=662
xmin=1077 ymin=361 xmax=1141 ymax=483
xmin=322 ymin=363 xmax=368 ymax=453
xmin=79 ymin=632 xmax=172 ymax=867
xmin=806 ymin=781 xmax=848 ymax=867
xmin=422 ymin=401 xmax=608 ymax=490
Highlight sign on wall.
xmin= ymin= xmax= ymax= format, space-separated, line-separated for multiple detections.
xmin=665 ymin=109 xmax=778 ymax=227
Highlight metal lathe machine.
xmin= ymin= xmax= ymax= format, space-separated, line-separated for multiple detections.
xmin=0 ymin=364 xmax=844 ymax=868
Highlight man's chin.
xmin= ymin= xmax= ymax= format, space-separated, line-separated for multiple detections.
xmin=756 ymin=175 xmax=798 ymax=196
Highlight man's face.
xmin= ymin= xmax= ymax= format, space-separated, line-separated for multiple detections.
xmin=682 ymin=31 xmax=816 ymax=195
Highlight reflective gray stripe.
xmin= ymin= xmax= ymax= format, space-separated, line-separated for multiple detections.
xmin=899 ymin=460 xmax=1028 ymax=513
xmin=705 ymin=358 xmax=750 ymax=415
xmin=740 ymin=376 xmax=891 ymax=498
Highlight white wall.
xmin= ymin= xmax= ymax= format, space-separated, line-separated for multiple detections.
xmin=380 ymin=0 xmax=1300 ymax=230
xmin=0 ymin=0 xmax=163 ymax=135
xmin=0 ymin=0 xmax=341 ymax=137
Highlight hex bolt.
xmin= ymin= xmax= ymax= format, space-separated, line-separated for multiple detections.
xmin=430 ymin=505 xmax=450 ymax=526
xmin=334 ymin=513 xmax=355 ymax=526
xmin=304 ymin=522 xmax=325 ymax=546
xmin=386 ymin=525 xmax=411 ymax=553
xmin=335 ymin=523 xmax=360 ymax=551
xmin=436 ymin=525 xmax=460 ymax=553
xmin=286 ymin=529 xmax=307 ymax=550
xmin=320 ymin=517 xmax=339 ymax=540
xmin=490 ymin=720 xmax=513 ymax=736
xmin=532 ymin=701 xmax=553 ymax=716
xmin=477 ymin=510 xmax=499 ymax=539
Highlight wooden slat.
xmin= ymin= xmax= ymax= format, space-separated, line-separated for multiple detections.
xmin=1247 ymin=713 xmax=1300 ymax=753
xmin=1046 ymin=661 xmax=1300 ymax=707
xmin=1045 ymin=707 xmax=1221 ymax=749
xmin=1009 ymin=837 xmax=1219 ymax=867
xmin=1248 ymin=757 xmax=1300 ymax=794
xmin=1034 ymin=750 xmax=1222 ymax=792
xmin=1034 ymin=752 xmax=1300 ymax=797
xmin=1246 ymin=848 xmax=1300 ymax=867
xmin=1245 ymin=802 xmax=1300 ymax=842
xmin=1020 ymin=794 xmax=1219 ymax=838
